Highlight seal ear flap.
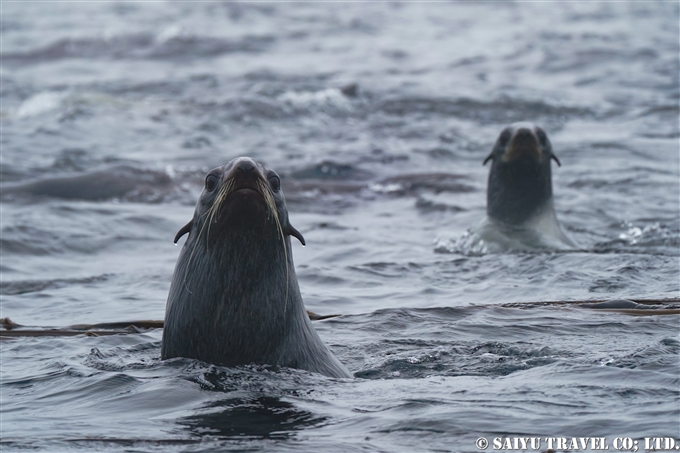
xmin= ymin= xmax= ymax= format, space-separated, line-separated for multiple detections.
xmin=483 ymin=152 xmax=494 ymax=166
xmin=174 ymin=221 xmax=193 ymax=244
xmin=286 ymin=224 xmax=306 ymax=246
xmin=551 ymin=154 xmax=562 ymax=167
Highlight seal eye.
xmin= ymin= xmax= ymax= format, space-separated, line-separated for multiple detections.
xmin=498 ymin=129 xmax=512 ymax=146
xmin=536 ymin=129 xmax=548 ymax=147
xmin=268 ymin=173 xmax=280 ymax=192
xmin=205 ymin=174 xmax=219 ymax=192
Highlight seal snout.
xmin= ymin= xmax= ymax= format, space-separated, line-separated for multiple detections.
xmin=235 ymin=159 xmax=256 ymax=177
xmin=230 ymin=158 xmax=264 ymax=193
xmin=503 ymin=126 xmax=542 ymax=163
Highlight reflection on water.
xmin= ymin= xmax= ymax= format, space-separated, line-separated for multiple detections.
xmin=179 ymin=396 xmax=326 ymax=440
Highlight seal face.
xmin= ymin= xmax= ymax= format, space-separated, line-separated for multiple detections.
xmin=484 ymin=122 xmax=561 ymax=226
xmin=161 ymin=157 xmax=351 ymax=378
xmin=471 ymin=122 xmax=575 ymax=251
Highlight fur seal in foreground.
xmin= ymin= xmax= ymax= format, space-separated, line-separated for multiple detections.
xmin=161 ymin=157 xmax=351 ymax=378
xmin=469 ymin=122 xmax=576 ymax=252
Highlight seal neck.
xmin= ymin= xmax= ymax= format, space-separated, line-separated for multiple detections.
xmin=487 ymin=157 xmax=553 ymax=226
xmin=164 ymin=228 xmax=304 ymax=366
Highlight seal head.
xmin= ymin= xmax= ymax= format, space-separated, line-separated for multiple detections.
xmin=467 ymin=123 xmax=576 ymax=252
xmin=483 ymin=122 xmax=561 ymax=225
xmin=161 ymin=157 xmax=351 ymax=378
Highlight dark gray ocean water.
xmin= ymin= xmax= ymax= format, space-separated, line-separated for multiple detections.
xmin=1 ymin=2 xmax=679 ymax=452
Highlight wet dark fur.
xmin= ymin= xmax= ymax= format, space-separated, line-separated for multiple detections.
xmin=161 ymin=157 xmax=351 ymax=378
xmin=484 ymin=123 xmax=559 ymax=225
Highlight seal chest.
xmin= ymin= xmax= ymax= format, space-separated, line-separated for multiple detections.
xmin=162 ymin=157 xmax=351 ymax=378
xmin=473 ymin=122 xmax=576 ymax=251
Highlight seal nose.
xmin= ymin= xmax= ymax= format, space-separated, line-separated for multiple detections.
xmin=503 ymin=127 xmax=541 ymax=163
xmin=236 ymin=160 xmax=256 ymax=177
xmin=512 ymin=128 xmax=537 ymax=146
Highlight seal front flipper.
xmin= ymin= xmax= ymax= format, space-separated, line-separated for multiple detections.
xmin=286 ymin=224 xmax=306 ymax=246
xmin=174 ymin=220 xmax=193 ymax=243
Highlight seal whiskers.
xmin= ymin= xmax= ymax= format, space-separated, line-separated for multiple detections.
xmin=257 ymin=177 xmax=291 ymax=319
xmin=181 ymin=178 xmax=235 ymax=294
xmin=205 ymin=178 xmax=234 ymax=245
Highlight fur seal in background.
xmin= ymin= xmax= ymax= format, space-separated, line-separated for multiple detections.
xmin=161 ymin=157 xmax=351 ymax=378
xmin=469 ymin=122 xmax=576 ymax=252
xmin=1 ymin=165 xmax=172 ymax=201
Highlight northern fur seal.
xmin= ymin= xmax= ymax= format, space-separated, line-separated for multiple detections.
xmin=161 ymin=157 xmax=351 ymax=378
xmin=468 ymin=122 xmax=576 ymax=252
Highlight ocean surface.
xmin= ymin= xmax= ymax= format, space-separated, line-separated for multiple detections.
xmin=1 ymin=2 xmax=679 ymax=452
